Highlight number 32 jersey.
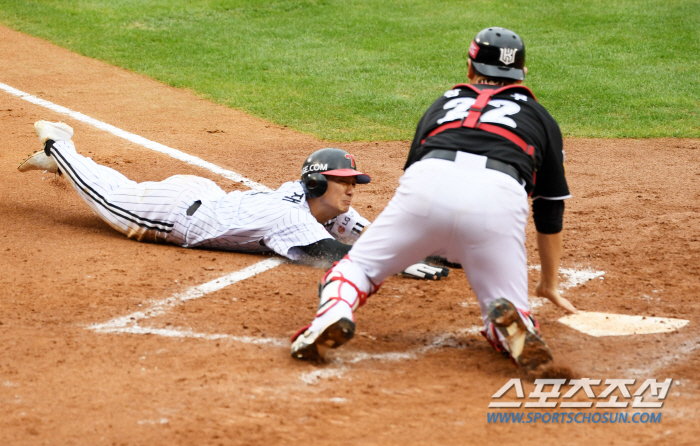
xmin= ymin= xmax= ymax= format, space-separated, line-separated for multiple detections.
xmin=404 ymin=84 xmax=570 ymax=200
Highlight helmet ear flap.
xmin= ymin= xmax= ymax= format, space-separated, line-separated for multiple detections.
xmin=302 ymin=173 xmax=328 ymax=198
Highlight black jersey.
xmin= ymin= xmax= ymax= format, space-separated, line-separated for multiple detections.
xmin=405 ymin=83 xmax=570 ymax=200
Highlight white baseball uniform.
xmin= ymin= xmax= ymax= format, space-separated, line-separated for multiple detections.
xmin=48 ymin=140 xmax=369 ymax=260
xmin=330 ymin=152 xmax=529 ymax=327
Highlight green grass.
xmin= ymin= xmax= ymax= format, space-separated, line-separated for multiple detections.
xmin=0 ymin=0 xmax=698 ymax=140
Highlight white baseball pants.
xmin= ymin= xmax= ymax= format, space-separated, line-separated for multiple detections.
xmin=333 ymin=151 xmax=531 ymax=327
xmin=49 ymin=140 xmax=221 ymax=244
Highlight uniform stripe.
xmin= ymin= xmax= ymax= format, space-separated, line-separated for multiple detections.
xmin=52 ymin=146 xmax=174 ymax=233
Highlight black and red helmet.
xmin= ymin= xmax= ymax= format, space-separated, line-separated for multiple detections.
xmin=301 ymin=148 xmax=371 ymax=198
xmin=468 ymin=27 xmax=526 ymax=81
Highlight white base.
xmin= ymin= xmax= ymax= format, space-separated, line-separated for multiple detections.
xmin=558 ymin=311 xmax=689 ymax=337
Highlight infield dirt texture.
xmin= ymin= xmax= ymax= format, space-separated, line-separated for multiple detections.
xmin=2 ymin=25 xmax=700 ymax=445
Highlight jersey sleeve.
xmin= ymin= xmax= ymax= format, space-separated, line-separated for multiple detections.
xmin=263 ymin=207 xmax=333 ymax=260
xmin=531 ymin=111 xmax=571 ymax=200
xmin=324 ymin=206 xmax=370 ymax=244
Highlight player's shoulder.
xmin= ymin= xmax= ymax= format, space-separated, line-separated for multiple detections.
xmin=438 ymin=84 xmax=476 ymax=100
xmin=275 ymin=180 xmax=304 ymax=194
xmin=274 ymin=181 xmax=308 ymax=204
xmin=501 ymin=85 xmax=559 ymax=125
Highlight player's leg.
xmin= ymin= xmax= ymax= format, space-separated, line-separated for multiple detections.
xmin=27 ymin=121 xmax=197 ymax=243
xmin=291 ymin=162 xmax=451 ymax=361
xmin=49 ymin=139 xmax=186 ymax=242
xmin=290 ymin=211 xmax=447 ymax=362
xmin=452 ymin=199 xmax=530 ymax=328
xmin=448 ymin=172 xmax=552 ymax=369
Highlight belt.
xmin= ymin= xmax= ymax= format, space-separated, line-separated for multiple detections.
xmin=420 ymin=149 xmax=522 ymax=184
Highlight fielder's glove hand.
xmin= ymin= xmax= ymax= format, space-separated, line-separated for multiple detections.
xmin=424 ymin=255 xmax=462 ymax=269
xmin=400 ymin=262 xmax=450 ymax=280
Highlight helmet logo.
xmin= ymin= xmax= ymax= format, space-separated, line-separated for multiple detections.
xmin=469 ymin=41 xmax=479 ymax=59
xmin=499 ymin=48 xmax=517 ymax=65
xmin=345 ymin=154 xmax=356 ymax=168
xmin=301 ymin=163 xmax=328 ymax=175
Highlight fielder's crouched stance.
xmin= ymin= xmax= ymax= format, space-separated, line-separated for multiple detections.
xmin=291 ymin=27 xmax=578 ymax=370
xmin=18 ymin=121 xmax=447 ymax=280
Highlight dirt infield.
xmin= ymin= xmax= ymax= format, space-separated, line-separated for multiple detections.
xmin=2 ymin=25 xmax=700 ymax=445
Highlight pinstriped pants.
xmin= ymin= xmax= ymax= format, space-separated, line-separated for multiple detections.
xmin=49 ymin=140 xmax=222 ymax=245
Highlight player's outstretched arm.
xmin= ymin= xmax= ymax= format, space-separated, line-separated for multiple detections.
xmin=298 ymin=238 xmax=352 ymax=263
xmin=535 ymin=231 xmax=577 ymax=313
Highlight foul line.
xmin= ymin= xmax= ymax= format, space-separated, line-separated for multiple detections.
xmin=0 ymin=82 xmax=270 ymax=192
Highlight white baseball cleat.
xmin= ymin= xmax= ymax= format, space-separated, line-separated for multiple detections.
xmin=18 ymin=121 xmax=74 ymax=174
xmin=18 ymin=150 xmax=59 ymax=173
xmin=34 ymin=120 xmax=73 ymax=145
xmin=290 ymin=317 xmax=355 ymax=363
xmin=485 ymin=297 xmax=553 ymax=370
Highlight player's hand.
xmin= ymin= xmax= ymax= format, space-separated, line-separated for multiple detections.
xmin=424 ymin=255 xmax=462 ymax=269
xmin=400 ymin=262 xmax=449 ymax=280
xmin=534 ymin=282 xmax=578 ymax=313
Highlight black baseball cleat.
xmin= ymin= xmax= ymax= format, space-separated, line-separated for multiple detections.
xmin=486 ymin=298 xmax=553 ymax=370
xmin=290 ymin=318 xmax=355 ymax=363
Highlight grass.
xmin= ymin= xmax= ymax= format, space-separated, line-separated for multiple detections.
xmin=0 ymin=0 xmax=698 ymax=141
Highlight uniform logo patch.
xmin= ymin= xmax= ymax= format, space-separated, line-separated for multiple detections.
xmin=338 ymin=225 xmax=346 ymax=234
xmin=469 ymin=41 xmax=479 ymax=59
xmin=499 ymin=48 xmax=517 ymax=65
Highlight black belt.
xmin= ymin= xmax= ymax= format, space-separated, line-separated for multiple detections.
xmin=420 ymin=149 xmax=522 ymax=184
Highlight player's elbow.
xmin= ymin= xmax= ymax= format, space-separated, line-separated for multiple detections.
xmin=532 ymin=199 xmax=564 ymax=234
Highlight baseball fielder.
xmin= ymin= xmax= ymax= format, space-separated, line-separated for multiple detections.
xmin=18 ymin=121 xmax=447 ymax=279
xmin=291 ymin=27 xmax=577 ymax=370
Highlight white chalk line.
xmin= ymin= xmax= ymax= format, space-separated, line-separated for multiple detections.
xmin=99 ymin=325 xmax=286 ymax=347
xmin=88 ymin=257 xmax=286 ymax=343
xmin=529 ymin=266 xmax=605 ymax=309
xmin=0 ymin=82 xmax=270 ymax=192
xmin=301 ymin=326 xmax=484 ymax=384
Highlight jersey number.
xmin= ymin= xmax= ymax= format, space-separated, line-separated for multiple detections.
xmin=437 ymin=98 xmax=520 ymax=128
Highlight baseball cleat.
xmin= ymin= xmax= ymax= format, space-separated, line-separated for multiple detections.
xmin=18 ymin=150 xmax=59 ymax=173
xmin=34 ymin=120 xmax=74 ymax=146
xmin=290 ymin=317 xmax=355 ymax=363
xmin=486 ymin=298 xmax=553 ymax=370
